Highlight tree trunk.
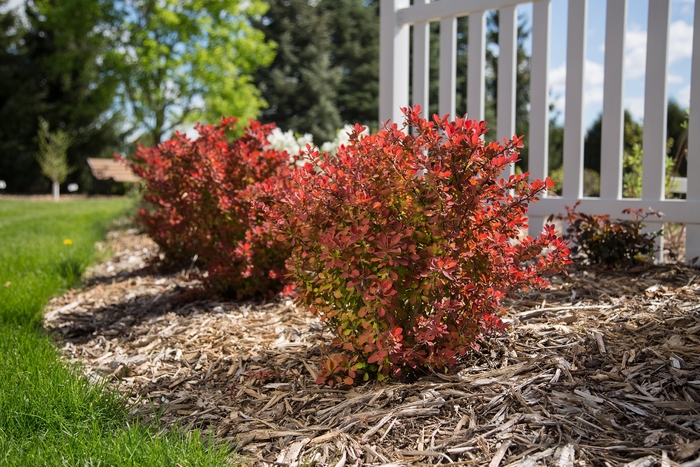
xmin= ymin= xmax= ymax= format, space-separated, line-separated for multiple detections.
xmin=52 ymin=181 xmax=60 ymax=201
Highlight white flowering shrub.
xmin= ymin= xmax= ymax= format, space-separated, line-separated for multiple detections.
xmin=265 ymin=125 xmax=370 ymax=159
xmin=265 ymin=128 xmax=314 ymax=155
xmin=320 ymin=124 xmax=369 ymax=155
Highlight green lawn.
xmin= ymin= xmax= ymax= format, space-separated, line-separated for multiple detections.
xmin=0 ymin=198 xmax=231 ymax=466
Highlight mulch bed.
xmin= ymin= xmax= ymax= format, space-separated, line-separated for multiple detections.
xmin=44 ymin=228 xmax=700 ymax=467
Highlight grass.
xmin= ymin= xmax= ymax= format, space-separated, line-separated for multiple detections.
xmin=0 ymin=198 xmax=231 ymax=466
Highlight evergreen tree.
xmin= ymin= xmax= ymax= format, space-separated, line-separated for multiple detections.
xmin=0 ymin=0 xmax=122 ymax=193
xmin=252 ymin=0 xmax=342 ymax=143
xmin=666 ymin=100 xmax=688 ymax=176
xmin=484 ymin=12 xmax=531 ymax=169
xmin=584 ymin=104 xmax=684 ymax=176
xmin=319 ymin=0 xmax=379 ymax=132
xmin=0 ymin=0 xmax=38 ymax=191
xmin=251 ymin=3 xmax=530 ymax=148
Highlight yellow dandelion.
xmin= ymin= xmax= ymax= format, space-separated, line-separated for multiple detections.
xmin=63 ymin=239 xmax=73 ymax=245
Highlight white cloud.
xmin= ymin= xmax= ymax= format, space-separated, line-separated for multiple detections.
xmin=546 ymin=12 xmax=694 ymax=125
xmin=625 ymin=26 xmax=647 ymax=80
xmin=549 ymin=64 xmax=567 ymax=95
xmin=677 ymin=83 xmax=691 ymax=108
xmin=668 ymin=20 xmax=694 ymax=65
xmin=583 ymin=60 xmax=605 ymax=106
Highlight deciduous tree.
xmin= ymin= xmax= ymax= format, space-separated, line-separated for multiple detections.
xmin=35 ymin=117 xmax=74 ymax=200
xmin=114 ymin=0 xmax=275 ymax=145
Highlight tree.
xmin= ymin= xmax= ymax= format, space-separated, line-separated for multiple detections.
xmin=0 ymin=0 xmax=37 ymax=192
xmin=666 ymin=100 xmax=688 ymax=177
xmin=114 ymin=0 xmax=275 ymax=145
xmin=35 ymin=117 xmax=74 ymax=200
xmin=252 ymin=0 xmax=343 ymax=143
xmin=319 ymin=0 xmax=379 ymax=132
xmin=0 ymin=0 xmax=123 ymax=193
xmin=584 ymin=110 xmax=643 ymax=175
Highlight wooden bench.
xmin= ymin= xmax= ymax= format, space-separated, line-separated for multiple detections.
xmin=87 ymin=158 xmax=139 ymax=183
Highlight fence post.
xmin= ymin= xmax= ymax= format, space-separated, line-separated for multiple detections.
xmin=497 ymin=6 xmax=517 ymax=180
xmin=686 ymin=0 xmax=700 ymax=265
xmin=642 ymin=0 xmax=670 ymax=262
xmin=380 ymin=0 xmax=410 ymax=126
xmin=412 ymin=0 xmax=430 ymax=116
xmin=439 ymin=17 xmax=457 ymax=118
xmin=600 ymin=0 xmax=627 ymax=201
xmin=562 ymin=0 xmax=587 ymax=200
xmin=467 ymin=11 xmax=486 ymax=122
xmin=527 ymin=0 xmax=551 ymax=237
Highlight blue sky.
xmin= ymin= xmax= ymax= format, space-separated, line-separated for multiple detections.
xmin=516 ymin=0 xmax=695 ymax=129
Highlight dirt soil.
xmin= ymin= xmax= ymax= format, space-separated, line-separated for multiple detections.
xmin=44 ymin=228 xmax=700 ymax=467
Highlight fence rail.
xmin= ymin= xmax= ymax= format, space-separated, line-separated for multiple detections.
xmin=379 ymin=0 xmax=700 ymax=264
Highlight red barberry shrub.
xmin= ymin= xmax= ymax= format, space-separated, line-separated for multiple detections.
xmin=124 ymin=117 xmax=293 ymax=299
xmin=551 ymin=201 xmax=662 ymax=267
xmin=268 ymin=107 xmax=571 ymax=385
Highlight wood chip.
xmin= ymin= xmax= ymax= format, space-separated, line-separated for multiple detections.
xmin=488 ymin=440 xmax=512 ymax=467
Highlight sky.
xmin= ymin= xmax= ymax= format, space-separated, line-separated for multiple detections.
xmin=516 ymin=0 xmax=695 ymax=129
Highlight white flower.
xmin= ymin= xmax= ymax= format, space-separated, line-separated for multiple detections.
xmin=320 ymin=141 xmax=336 ymax=153
xmin=265 ymin=125 xmax=369 ymax=163
xmin=320 ymin=124 xmax=369 ymax=155
xmin=266 ymin=128 xmax=303 ymax=155
xmin=297 ymin=133 xmax=314 ymax=149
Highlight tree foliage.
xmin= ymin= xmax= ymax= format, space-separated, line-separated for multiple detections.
xmin=582 ymin=103 xmax=687 ymax=197
xmin=319 ymin=0 xmax=379 ymax=132
xmin=0 ymin=0 xmax=31 ymax=189
xmin=251 ymin=0 xmax=343 ymax=143
xmin=0 ymin=0 xmax=122 ymax=193
xmin=113 ymin=0 xmax=275 ymax=145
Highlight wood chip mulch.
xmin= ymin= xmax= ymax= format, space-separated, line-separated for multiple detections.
xmin=44 ymin=228 xmax=700 ymax=467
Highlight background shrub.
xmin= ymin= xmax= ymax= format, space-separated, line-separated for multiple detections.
xmin=553 ymin=201 xmax=663 ymax=267
xmin=270 ymin=107 xmax=570 ymax=385
xmin=125 ymin=118 xmax=292 ymax=299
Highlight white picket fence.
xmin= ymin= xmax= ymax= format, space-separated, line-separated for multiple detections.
xmin=379 ymin=0 xmax=700 ymax=264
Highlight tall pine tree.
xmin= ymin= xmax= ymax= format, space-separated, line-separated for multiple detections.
xmin=319 ymin=0 xmax=379 ymax=132
xmin=252 ymin=0 xmax=343 ymax=143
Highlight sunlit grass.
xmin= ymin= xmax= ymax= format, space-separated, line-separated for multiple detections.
xmin=0 ymin=198 xmax=232 ymax=466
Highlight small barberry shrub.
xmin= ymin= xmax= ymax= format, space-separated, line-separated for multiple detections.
xmin=124 ymin=117 xmax=293 ymax=299
xmin=269 ymin=107 xmax=570 ymax=385
xmin=552 ymin=201 xmax=662 ymax=267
